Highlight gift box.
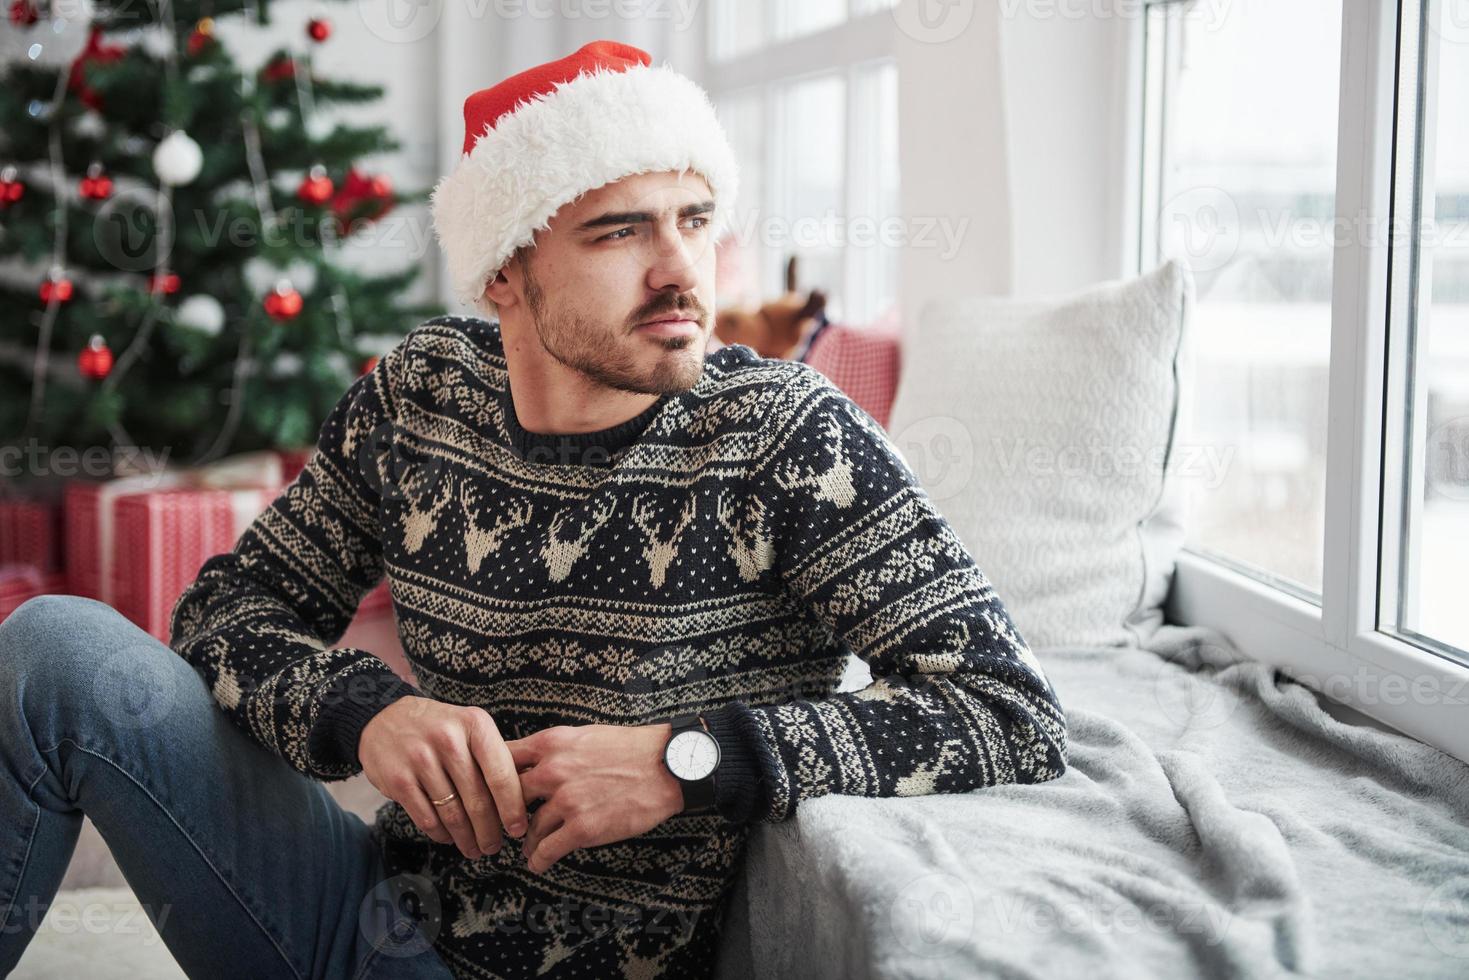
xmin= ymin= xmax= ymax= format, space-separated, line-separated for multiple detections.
xmin=0 ymin=499 xmax=63 ymax=572
xmin=65 ymin=451 xmax=286 ymax=603
xmin=109 ymin=485 xmax=277 ymax=642
xmin=64 ymin=451 xmax=287 ymax=642
xmin=0 ymin=564 xmax=69 ymax=624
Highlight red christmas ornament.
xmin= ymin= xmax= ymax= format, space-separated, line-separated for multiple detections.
xmin=263 ymin=279 xmax=304 ymax=321
xmin=67 ymin=27 xmax=128 ymax=113
xmin=78 ymin=161 xmax=113 ymax=201
xmin=360 ymin=355 xmax=379 ymax=376
xmin=8 ymin=0 xmax=38 ymax=27
xmin=147 ymin=271 xmax=181 ymax=295
xmin=0 ymin=165 xmax=23 ymax=207
xmin=39 ymin=271 xmax=74 ymax=305
xmin=297 ymin=164 xmax=334 ymax=206
xmin=78 ymin=335 xmax=114 ymax=381
xmin=187 ymin=18 xmax=216 ymax=57
xmin=260 ymin=54 xmax=297 ymax=84
xmin=307 ymin=17 xmax=331 ymax=42
xmin=330 ymin=167 xmax=396 ymax=233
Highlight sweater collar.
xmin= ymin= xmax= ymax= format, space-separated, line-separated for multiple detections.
xmin=498 ymin=380 xmax=669 ymax=468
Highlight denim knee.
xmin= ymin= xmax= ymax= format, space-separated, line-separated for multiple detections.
xmin=0 ymin=594 xmax=190 ymax=730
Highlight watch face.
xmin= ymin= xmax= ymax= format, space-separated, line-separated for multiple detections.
xmin=666 ymin=730 xmax=718 ymax=780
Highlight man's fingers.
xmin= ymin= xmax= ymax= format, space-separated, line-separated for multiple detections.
xmin=527 ymin=821 xmax=579 ymax=874
xmin=421 ymin=764 xmax=482 ymax=860
xmin=442 ymin=740 xmax=504 ymax=855
xmin=504 ymin=734 xmax=538 ymax=771
xmin=398 ymin=781 xmax=454 ymax=846
xmin=523 ymin=803 xmax=562 ymax=870
xmin=469 ymin=710 xmax=529 ymax=837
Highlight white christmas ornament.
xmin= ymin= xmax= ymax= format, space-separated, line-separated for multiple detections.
xmin=176 ymin=294 xmax=225 ymax=335
xmin=269 ymin=352 xmax=305 ymax=378
xmin=153 ymin=130 xmax=203 ymax=186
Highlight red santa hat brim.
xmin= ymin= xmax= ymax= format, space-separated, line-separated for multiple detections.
xmin=430 ymin=60 xmax=740 ymax=312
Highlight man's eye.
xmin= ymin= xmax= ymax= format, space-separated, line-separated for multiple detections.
xmin=600 ymin=227 xmax=635 ymax=242
xmin=685 ymin=216 xmax=710 ymax=230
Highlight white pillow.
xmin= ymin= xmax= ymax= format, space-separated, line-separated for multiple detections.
xmin=886 ymin=259 xmax=1196 ymax=649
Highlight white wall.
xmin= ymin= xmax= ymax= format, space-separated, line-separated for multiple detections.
xmin=997 ymin=5 xmax=1138 ymax=299
xmin=892 ymin=0 xmax=1015 ymax=315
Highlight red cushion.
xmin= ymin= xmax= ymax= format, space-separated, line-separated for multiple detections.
xmin=801 ymin=320 xmax=903 ymax=429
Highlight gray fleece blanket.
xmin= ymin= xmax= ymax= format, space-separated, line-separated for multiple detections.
xmin=713 ymin=625 xmax=1469 ymax=979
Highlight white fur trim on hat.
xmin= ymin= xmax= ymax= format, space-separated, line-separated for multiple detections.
xmin=430 ymin=63 xmax=740 ymax=311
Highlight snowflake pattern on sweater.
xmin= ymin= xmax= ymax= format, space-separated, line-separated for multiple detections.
xmin=168 ymin=315 xmax=1068 ymax=979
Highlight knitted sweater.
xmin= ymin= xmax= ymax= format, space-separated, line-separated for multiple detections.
xmin=167 ymin=315 xmax=1069 ymax=979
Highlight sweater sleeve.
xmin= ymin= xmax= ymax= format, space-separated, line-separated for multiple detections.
xmin=701 ymin=368 xmax=1068 ymax=823
xmin=167 ymin=344 xmax=426 ymax=783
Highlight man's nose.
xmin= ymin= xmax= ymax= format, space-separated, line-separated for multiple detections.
xmin=644 ymin=219 xmax=701 ymax=295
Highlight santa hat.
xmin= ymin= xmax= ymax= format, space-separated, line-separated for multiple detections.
xmin=430 ymin=40 xmax=740 ymax=312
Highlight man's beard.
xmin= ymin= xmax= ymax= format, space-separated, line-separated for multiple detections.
xmin=523 ymin=262 xmax=705 ymax=396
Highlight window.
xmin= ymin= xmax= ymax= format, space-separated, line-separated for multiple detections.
xmin=1141 ymin=0 xmax=1343 ymax=599
xmin=707 ymin=1 xmax=901 ymax=326
xmin=1379 ymin=0 xmax=1469 ymax=660
xmin=1140 ymin=0 xmax=1469 ymax=766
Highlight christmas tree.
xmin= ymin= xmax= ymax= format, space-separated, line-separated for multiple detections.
xmin=0 ymin=0 xmax=441 ymax=473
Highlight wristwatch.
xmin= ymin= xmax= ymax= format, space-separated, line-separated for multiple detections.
xmin=662 ymin=713 xmax=720 ymax=811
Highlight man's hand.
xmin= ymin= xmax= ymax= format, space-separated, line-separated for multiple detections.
xmin=507 ymin=722 xmax=684 ymax=874
xmin=359 ymin=696 xmax=529 ymax=861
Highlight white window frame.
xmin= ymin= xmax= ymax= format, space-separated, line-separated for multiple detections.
xmin=704 ymin=1 xmax=901 ymax=321
xmin=1131 ymin=0 xmax=1469 ymax=765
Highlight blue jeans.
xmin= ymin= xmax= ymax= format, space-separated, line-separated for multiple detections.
xmin=0 ymin=594 xmax=457 ymax=980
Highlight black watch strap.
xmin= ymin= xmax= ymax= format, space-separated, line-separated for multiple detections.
xmin=666 ymin=713 xmax=717 ymax=811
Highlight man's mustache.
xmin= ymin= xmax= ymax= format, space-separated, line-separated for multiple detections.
xmin=631 ymin=299 xmax=707 ymax=328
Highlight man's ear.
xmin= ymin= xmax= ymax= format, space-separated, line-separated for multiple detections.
xmin=483 ymin=267 xmax=513 ymax=309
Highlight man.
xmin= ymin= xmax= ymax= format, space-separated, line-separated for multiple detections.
xmin=0 ymin=41 xmax=1066 ymax=980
